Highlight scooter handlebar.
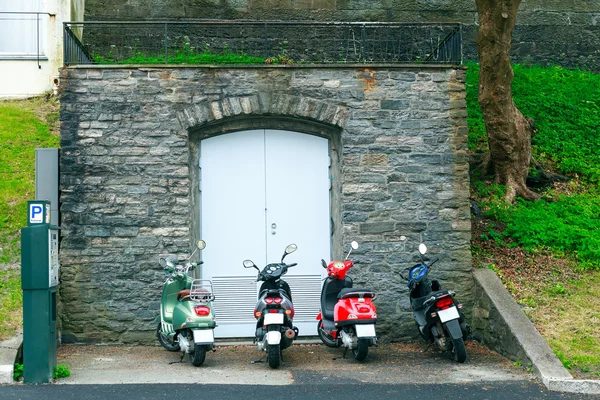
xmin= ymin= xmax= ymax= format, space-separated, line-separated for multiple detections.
xmin=428 ymin=258 xmax=439 ymax=267
xmin=287 ymin=263 xmax=297 ymax=267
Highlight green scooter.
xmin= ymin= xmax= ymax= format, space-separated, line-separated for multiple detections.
xmin=157 ymin=240 xmax=216 ymax=366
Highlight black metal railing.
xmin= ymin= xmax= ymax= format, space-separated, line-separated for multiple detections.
xmin=64 ymin=24 xmax=95 ymax=65
xmin=63 ymin=21 xmax=462 ymax=66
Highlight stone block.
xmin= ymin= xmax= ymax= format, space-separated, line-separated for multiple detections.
xmin=359 ymin=222 xmax=395 ymax=234
xmin=362 ymin=154 xmax=388 ymax=165
xmin=380 ymin=99 xmax=410 ymax=110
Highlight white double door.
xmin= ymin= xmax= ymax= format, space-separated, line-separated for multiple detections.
xmin=200 ymin=129 xmax=331 ymax=338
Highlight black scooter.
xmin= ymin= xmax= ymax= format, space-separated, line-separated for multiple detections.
xmin=243 ymin=244 xmax=299 ymax=369
xmin=401 ymin=243 xmax=470 ymax=363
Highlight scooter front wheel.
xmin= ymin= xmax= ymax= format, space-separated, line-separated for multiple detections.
xmin=190 ymin=344 xmax=207 ymax=366
xmin=317 ymin=321 xmax=340 ymax=348
xmin=156 ymin=323 xmax=180 ymax=352
xmin=352 ymin=338 xmax=369 ymax=361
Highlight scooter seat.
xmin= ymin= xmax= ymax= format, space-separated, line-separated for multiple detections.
xmin=321 ymin=276 xmax=352 ymax=321
xmin=177 ymin=289 xmax=190 ymax=301
xmin=411 ymin=290 xmax=450 ymax=310
xmin=338 ymin=288 xmax=375 ymax=299
xmin=259 ymin=288 xmax=291 ymax=300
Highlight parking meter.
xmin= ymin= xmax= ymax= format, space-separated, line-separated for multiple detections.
xmin=21 ymin=200 xmax=60 ymax=383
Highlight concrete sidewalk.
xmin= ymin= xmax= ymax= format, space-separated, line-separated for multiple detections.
xmin=54 ymin=340 xmax=533 ymax=385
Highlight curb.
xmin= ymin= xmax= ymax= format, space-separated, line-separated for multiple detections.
xmin=473 ymin=269 xmax=600 ymax=395
xmin=0 ymin=365 xmax=13 ymax=384
xmin=0 ymin=332 xmax=21 ymax=385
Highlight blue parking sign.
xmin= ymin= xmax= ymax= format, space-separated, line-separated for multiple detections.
xmin=29 ymin=204 xmax=44 ymax=224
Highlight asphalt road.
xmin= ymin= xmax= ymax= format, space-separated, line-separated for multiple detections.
xmin=2 ymin=341 xmax=596 ymax=399
xmin=0 ymin=382 xmax=597 ymax=400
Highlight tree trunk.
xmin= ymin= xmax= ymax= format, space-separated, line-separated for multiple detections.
xmin=475 ymin=0 xmax=539 ymax=202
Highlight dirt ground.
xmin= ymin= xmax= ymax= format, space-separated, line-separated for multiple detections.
xmin=56 ymin=340 xmax=534 ymax=385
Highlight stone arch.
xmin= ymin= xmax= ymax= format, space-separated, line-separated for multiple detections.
xmin=176 ymin=93 xmax=350 ymax=134
xmin=182 ymin=94 xmax=349 ymax=264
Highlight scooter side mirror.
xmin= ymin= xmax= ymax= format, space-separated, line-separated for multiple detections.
xmin=159 ymin=258 xmax=167 ymax=268
xmin=281 ymin=243 xmax=297 ymax=262
xmin=197 ymin=240 xmax=206 ymax=250
xmin=345 ymin=241 xmax=359 ymax=260
xmin=321 ymin=259 xmax=327 ymax=268
xmin=418 ymin=243 xmax=427 ymax=255
xmin=243 ymin=259 xmax=256 ymax=269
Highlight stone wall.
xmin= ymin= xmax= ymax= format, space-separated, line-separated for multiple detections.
xmin=471 ymin=269 xmax=531 ymax=364
xmin=470 ymin=268 xmax=575 ymax=386
xmin=59 ymin=64 xmax=471 ymax=343
xmin=84 ymin=0 xmax=600 ymax=70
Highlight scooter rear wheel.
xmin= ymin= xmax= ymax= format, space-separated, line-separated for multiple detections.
xmin=156 ymin=322 xmax=180 ymax=352
xmin=451 ymin=337 xmax=467 ymax=363
xmin=190 ymin=344 xmax=207 ymax=366
xmin=352 ymin=338 xmax=369 ymax=361
xmin=267 ymin=344 xmax=281 ymax=369
xmin=317 ymin=321 xmax=341 ymax=348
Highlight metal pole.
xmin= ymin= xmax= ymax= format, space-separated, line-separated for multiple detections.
xmin=264 ymin=23 xmax=268 ymax=59
xmin=361 ymin=24 xmax=366 ymax=62
xmin=37 ymin=12 xmax=40 ymax=69
xmin=63 ymin=23 xmax=67 ymax=66
xmin=459 ymin=24 xmax=463 ymax=65
xmin=164 ymin=22 xmax=168 ymax=63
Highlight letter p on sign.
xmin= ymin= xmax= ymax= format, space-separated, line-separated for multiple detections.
xmin=29 ymin=204 xmax=44 ymax=223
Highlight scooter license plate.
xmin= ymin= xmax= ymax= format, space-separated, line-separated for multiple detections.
xmin=192 ymin=329 xmax=214 ymax=344
xmin=355 ymin=324 xmax=376 ymax=338
xmin=437 ymin=306 xmax=460 ymax=323
xmin=263 ymin=313 xmax=284 ymax=326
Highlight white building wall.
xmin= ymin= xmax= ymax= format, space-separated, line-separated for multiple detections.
xmin=0 ymin=0 xmax=85 ymax=99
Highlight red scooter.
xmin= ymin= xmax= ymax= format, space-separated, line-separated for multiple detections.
xmin=315 ymin=241 xmax=377 ymax=361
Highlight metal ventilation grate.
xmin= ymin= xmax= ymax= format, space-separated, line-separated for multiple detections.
xmin=210 ymin=275 xmax=322 ymax=323
xmin=285 ymin=275 xmax=323 ymax=322
xmin=211 ymin=277 xmax=257 ymax=323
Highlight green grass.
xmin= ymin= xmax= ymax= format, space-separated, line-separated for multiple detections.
xmin=53 ymin=364 xmax=71 ymax=379
xmin=505 ymin=193 xmax=600 ymax=268
xmin=512 ymin=65 xmax=600 ymax=183
xmin=467 ymin=63 xmax=600 ymax=376
xmin=467 ymin=64 xmax=600 ymax=268
xmin=0 ymin=97 xmax=59 ymax=263
xmin=0 ymin=96 xmax=59 ymax=340
xmin=13 ymin=363 xmax=23 ymax=381
xmin=0 ymin=269 xmax=22 ymax=339
xmin=467 ymin=63 xmax=600 ymax=183
xmin=93 ymin=46 xmax=268 ymax=65
xmin=537 ymin=270 xmax=600 ymax=376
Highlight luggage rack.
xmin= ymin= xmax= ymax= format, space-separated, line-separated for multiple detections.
xmin=189 ymin=280 xmax=215 ymax=303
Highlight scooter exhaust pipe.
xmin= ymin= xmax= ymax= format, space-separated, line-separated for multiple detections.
xmin=285 ymin=329 xmax=295 ymax=339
